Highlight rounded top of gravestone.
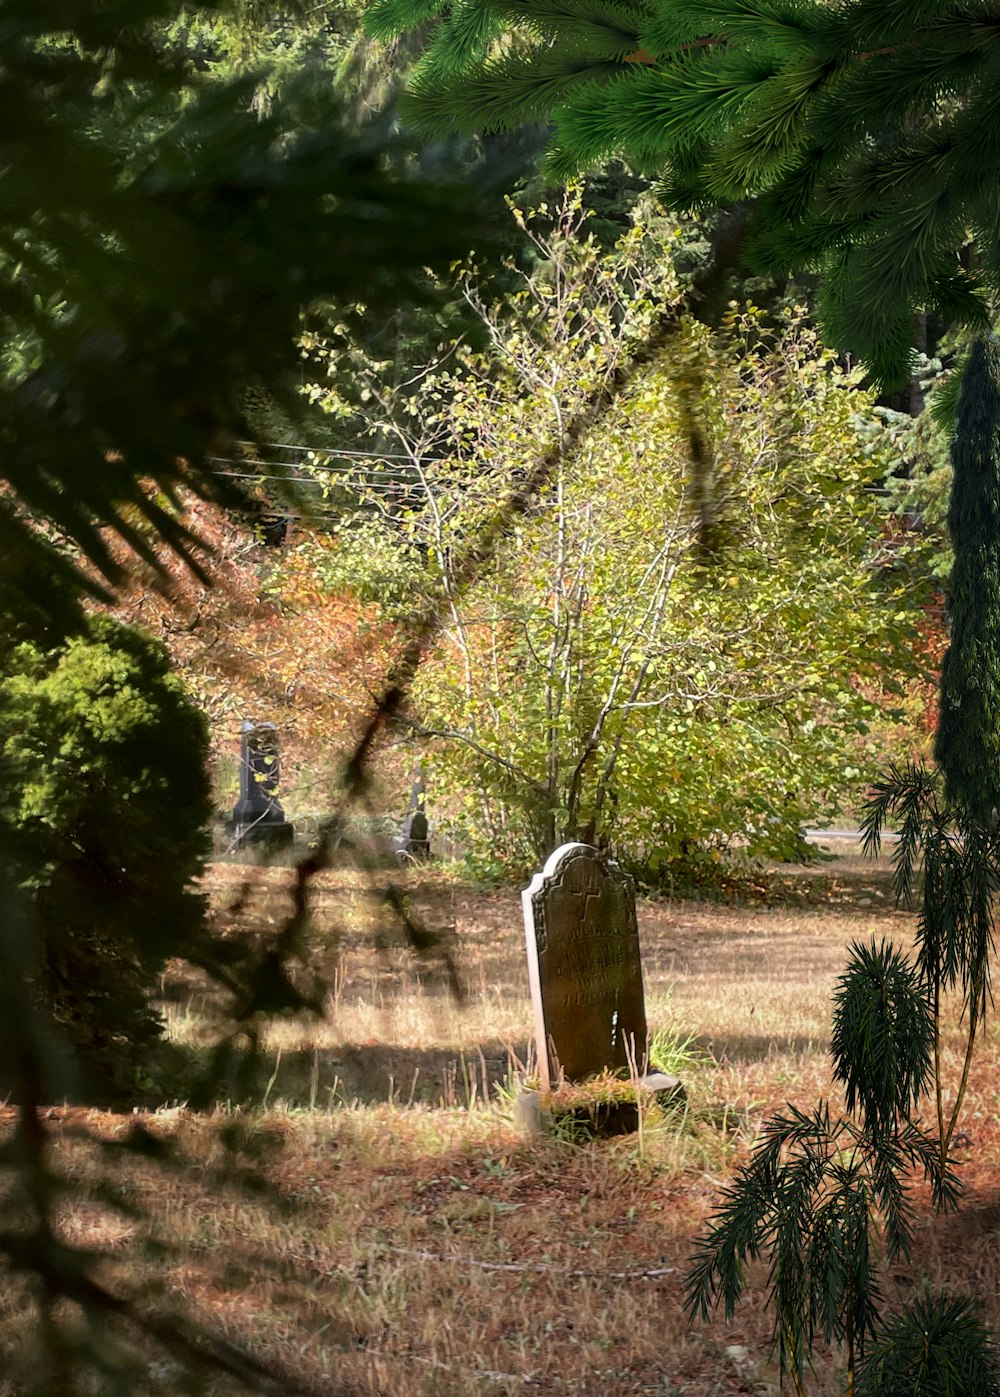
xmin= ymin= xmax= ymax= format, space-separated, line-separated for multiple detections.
xmin=522 ymin=843 xmax=631 ymax=915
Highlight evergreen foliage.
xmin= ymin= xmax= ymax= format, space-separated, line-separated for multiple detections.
xmin=0 ymin=615 xmax=211 ymax=1098
xmin=0 ymin=0 xmax=487 ymax=632
xmin=687 ymin=754 xmax=1000 ymax=1391
xmin=368 ymin=0 xmax=1000 ymax=384
xmin=856 ymin=1295 xmax=1000 ymax=1397
xmin=935 ymin=336 xmax=1000 ymax=816
xmin=864 ymin=761 xmax=999 ymax=1051
xmin=830 ymin=938 xmax=934 ymax=1136
xmin=686 ymin=1100 xmax=960 ymax=1391
xmin=876 ymin=349 xmax=958 ymax=581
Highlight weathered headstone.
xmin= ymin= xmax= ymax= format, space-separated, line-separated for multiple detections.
xmin=395 ymin=807 xmax=430 ymax=859
xmin=228 ymin=720 xmax=294 ymax=849
xmin=522 ymin=842 xmax=648 ymax=1091
xmin=393 ymin=768 xmax=431 ymax=862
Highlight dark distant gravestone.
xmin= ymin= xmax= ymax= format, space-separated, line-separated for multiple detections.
xmin=393 ymin=767 xmax=431 ymax=862
xmin=394 ymin=808 xmax=430 ymax=861
xmin=228 ymin=720 xmax=294 ymax=849
xmin=522 ymin=842 xmax=648 ymax=1091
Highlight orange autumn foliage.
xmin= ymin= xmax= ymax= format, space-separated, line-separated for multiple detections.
xmin=93 ymin=493 xmax=399 ymax=804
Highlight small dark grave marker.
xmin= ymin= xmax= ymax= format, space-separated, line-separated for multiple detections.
xmin=393 ymin=768 xmax=431 ymax=862
xmin=522 ymin=842 xmax=647 ymax=1091
xmin=228 ymin=720 xmax=294 ymax=849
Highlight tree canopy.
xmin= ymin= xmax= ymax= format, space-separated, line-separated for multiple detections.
xmin=304 ymin=202 xmax=921 ymax=873
xmin=367 ymin=0 xmax=1000 ymax=387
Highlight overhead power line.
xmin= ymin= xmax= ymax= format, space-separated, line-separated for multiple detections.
xmin=210 ymin=469 xmax=425 ymax=493
xmin=212 ymin=440 xmax=447 ymax=467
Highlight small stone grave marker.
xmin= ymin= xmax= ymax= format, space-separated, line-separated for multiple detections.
xmin=522 ymin=842 xmax=648 ymax=1091
xmin=393 ymin=768 xmax=431 ymax=862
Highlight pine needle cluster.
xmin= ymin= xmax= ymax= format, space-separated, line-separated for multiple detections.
xmin=368 ymin=0 xmax=1000 ymax=385
xmin=686 ymin=1102 xmax=961 ymax=1391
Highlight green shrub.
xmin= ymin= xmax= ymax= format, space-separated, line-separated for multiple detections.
xmin=0 ymin=614 xmax=211 ymax=1099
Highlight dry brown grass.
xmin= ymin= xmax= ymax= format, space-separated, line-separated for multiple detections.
xmin=7 ymin=844 xmax=1000 ymax=1396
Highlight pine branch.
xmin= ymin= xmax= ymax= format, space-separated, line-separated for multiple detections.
xmin=416 ymin=0 xmax=506 ymax=76
xmin=553 ymin=50 xmax=778 ymax=174
xmin=815 ymin=37 xmax=1000 ymax=145
xmin=831 ymin=0 xmax=984 ymax=52
xmin=703 ymin=53 xmax=829 ymax=195
xmin=830 ymin=938 xmax=934 ymax=1137
xmin=494 ymin=0 xmax=653 ymax=43
xmin=856 ymin=1294 xmax=1000 ymax=1396
xmin=404 ymin=51 xmax=626 ymax=135
xmin=642 ymin=0 xmax=826 ymax=58
xmin=363 ymin=0 xmax=450 ymax=40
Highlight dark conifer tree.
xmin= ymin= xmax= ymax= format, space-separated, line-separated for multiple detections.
xmin=936 ymin=336 xmax=1000 ymax=818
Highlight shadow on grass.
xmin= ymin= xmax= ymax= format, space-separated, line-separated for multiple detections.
xmin=161 ymin=1028 xmax=817 ymax=1109
xmin=159 ymin=1038 xmax=531 ymax=1111
xmin=697 ymin=1031 xmax=830 ymax=1064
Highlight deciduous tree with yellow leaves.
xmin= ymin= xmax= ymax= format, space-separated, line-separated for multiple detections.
xmin=305 ymin=200 xmax=920 ymax=877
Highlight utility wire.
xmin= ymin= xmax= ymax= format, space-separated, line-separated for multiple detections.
xmin=209 ymin=458 xmax=425 ymax=475
xmin=211 ymin=470 xmax=425 ymax=492
xmin=238 ymin=439 xmax=442 ymax=463
xmin=211 ymin=446 xmax=445 ymax=468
